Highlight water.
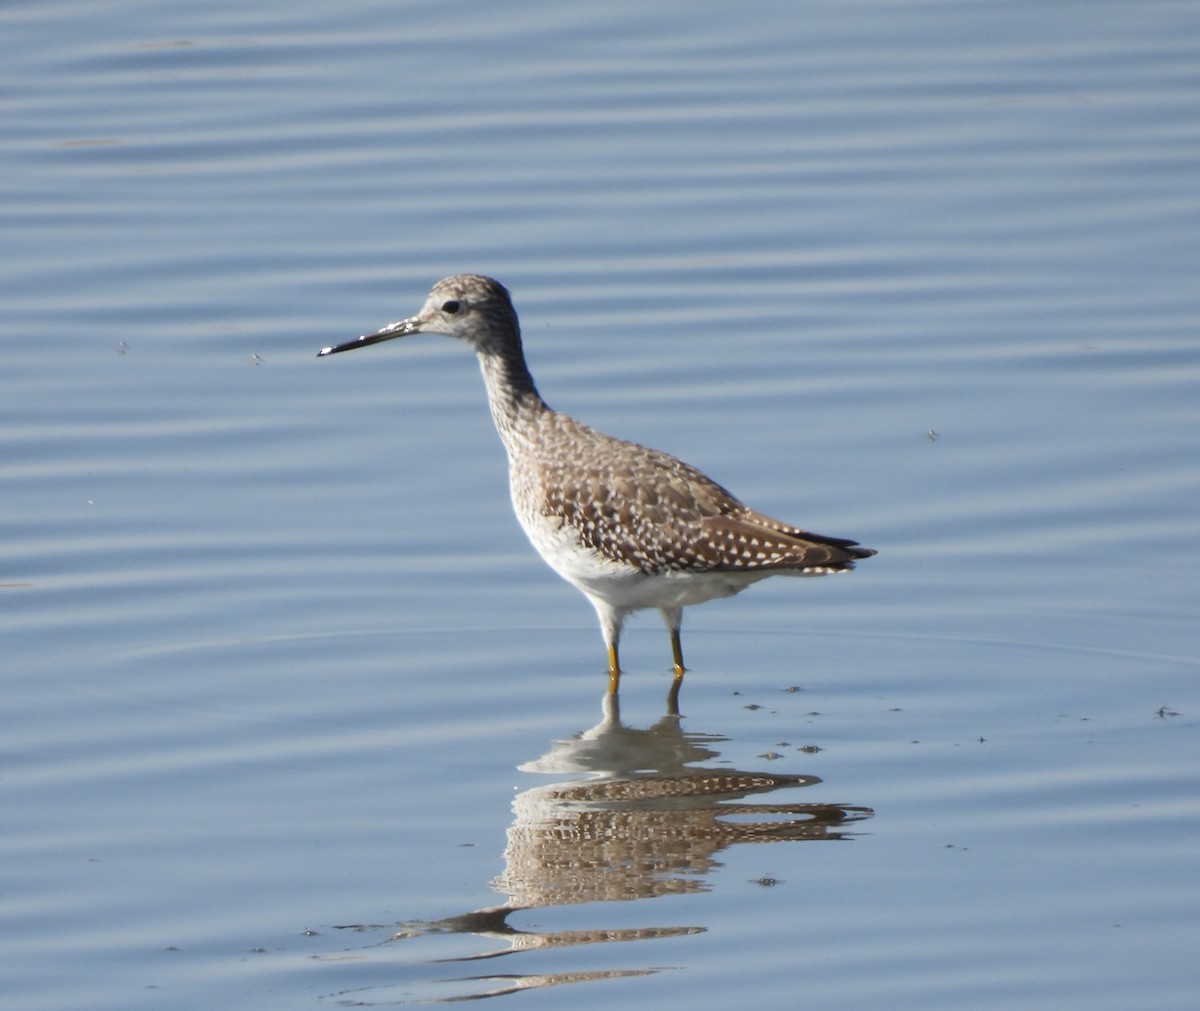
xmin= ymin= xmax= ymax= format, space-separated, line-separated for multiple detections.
xmin=3 ymin=0 xmax=1198 ymax=1008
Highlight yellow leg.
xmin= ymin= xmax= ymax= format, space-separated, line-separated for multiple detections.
xmin=668 ymin=627 xmax=686 ymax=681
xmin=664 ymin=626 xmax=686 ymax=713
xmin=606 ymin=642 xmax=621 ymax=696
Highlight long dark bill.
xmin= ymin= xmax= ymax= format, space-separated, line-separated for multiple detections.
xmin=317 ymin=318 xmax=418 ymax=357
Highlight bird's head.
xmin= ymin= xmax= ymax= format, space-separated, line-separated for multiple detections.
xmin=318 ymin=274 xmax=518 ymax=358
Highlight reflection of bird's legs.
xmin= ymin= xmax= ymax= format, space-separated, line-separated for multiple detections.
xmin=666 ymin=677 xmax=682 ymax=716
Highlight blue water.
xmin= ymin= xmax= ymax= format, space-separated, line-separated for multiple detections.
xmin=3 ymin=1 xmax=1199 ymax=1008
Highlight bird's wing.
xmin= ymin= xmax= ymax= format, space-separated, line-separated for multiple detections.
xmin=538 ymin=419 xmax=873 ymax=574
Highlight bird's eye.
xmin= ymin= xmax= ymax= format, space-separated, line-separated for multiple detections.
xmin=441 ymin=300 xmax=461 ymax=315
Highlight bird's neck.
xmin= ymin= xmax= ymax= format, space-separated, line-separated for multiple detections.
xmin=475 ymin=340 xmax=550 ymax=455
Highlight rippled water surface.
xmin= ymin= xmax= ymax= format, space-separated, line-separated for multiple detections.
xmin=4 ymin=1 xmax=1199 ymax=1008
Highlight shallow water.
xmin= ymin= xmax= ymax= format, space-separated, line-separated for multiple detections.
xmin=4 ymin=1 xmax=1199 ymax=1008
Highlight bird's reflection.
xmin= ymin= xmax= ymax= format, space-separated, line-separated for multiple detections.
xmin=489 ymin=694 xmax=865 ymax=913
xmin=327 ymin=694 xmax=871 ymax=1004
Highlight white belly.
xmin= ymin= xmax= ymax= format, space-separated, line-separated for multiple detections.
xmin=517 ymin=506 xmax=771 ymax=613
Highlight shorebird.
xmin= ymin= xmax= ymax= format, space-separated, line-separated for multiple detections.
xmin=319 ymin=274 xmax=874 ymax=698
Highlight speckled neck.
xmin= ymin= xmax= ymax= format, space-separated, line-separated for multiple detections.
xmin=475 ymin=336 xmax=551 ymax=456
